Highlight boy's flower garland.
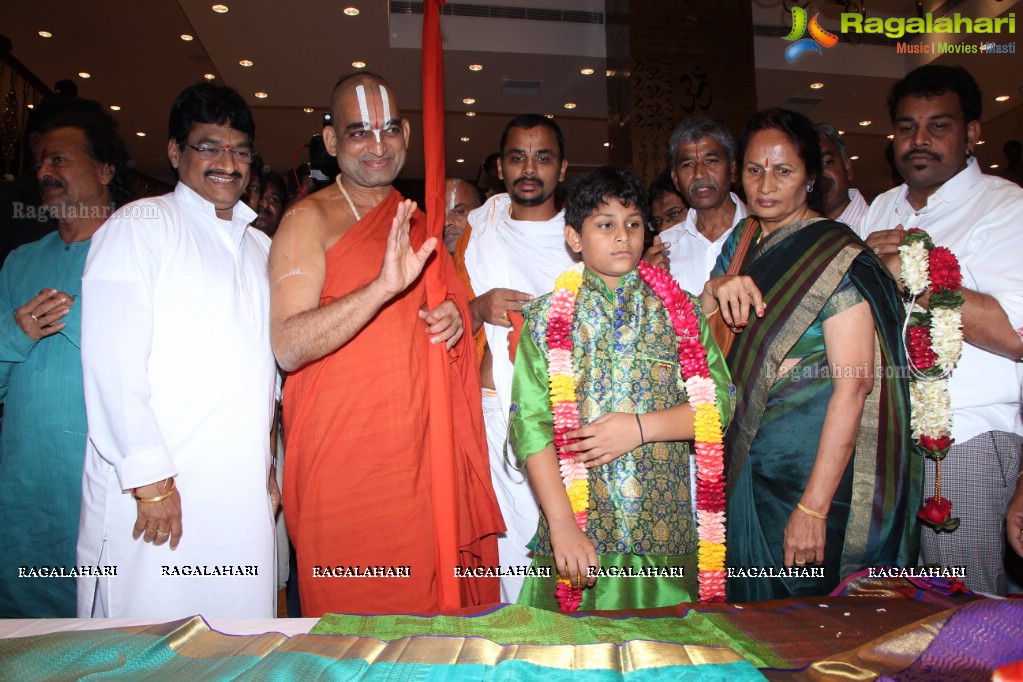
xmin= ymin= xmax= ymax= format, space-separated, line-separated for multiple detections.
xmin=544 ymin=262 xmax=726 ymax=611
xmin=898 ymin=228 xmax=963 ymax=533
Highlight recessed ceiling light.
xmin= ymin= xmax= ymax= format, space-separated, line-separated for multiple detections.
xmin=468 ymin=64 xmax=483 ymax=71
xmin=995 ymin=95 xmax=1011 ymax=102
xmin=343 ymin=7 xmax=360 ymax=15
xmin=255 ymin=92 xmax=268 ymax=98
xmin=462 ymin=97 xmax=475 ymax=105
xmin=990 ymin=163 xmax=1000 ymax=169
xmin=465 ymin=111 xmax=476 ymax=117
xmin=606 ymin=69 xmax=615 ymax=77
xmin=603 ymin=142 xmax=610 ymax=147
xmin=850 ymin=155 xmax=860 ymax=160
xmin=459 ymin=136 xmax=470 ymax=142
xmin=180 ymin=34 xmax=194 ymax=41
xmin=544 ymin=113 xmax=554 ymax=119
xmin=303 ymin=107 xmax=315 ymax=113
xmin=110 ymin=105 xmax=121 ymax=111
xmin=26 ymin=103 xmax=34 ymax=109
xmin=455 ymin=158 xmax=465 ymax=163
xmin=37 ymin=31 xmax=52 ymax=38
xmin=212 ymin=4 xmax=229 ymax=13
xmin=837 ymin=130 xmax=845 ymax=135
xmin=977 ymin=139 xmax=986 ymax=145
xmin=204 ymin=73 xmax=216 ymax=80
xmin=239 ymin=59 xmax=253 ymax=67
xmin=580 ymin=68 xmax=595 ymax=75
xmin=352 ymin=61 xmax=366 ymax=68
xmin=886 ymin=134 xmax=894 ymax=140
xmin=858 ymin=120 xmax=871 ymax=126
xmin=136 ymin=132 xmax=146 ymax=137
xmin=563 ymin=102 xmax=577 ymax=109
xmin=810 ymin=82 xmax=824 ymax=89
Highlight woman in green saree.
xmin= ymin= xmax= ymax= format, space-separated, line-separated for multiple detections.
xmin=701 ymin=109 xmax=922 ymax=602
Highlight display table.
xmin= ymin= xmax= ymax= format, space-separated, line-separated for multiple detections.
xmin=1 ymin=576 xmax=1020 ymax=681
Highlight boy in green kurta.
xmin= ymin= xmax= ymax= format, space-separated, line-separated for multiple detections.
xmin=509 ymin=167 xmax=733 ymax=611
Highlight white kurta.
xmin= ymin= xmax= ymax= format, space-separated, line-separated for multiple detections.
xmin=659 ymin=192 xmax=747 ymax=296
xmin=463 ymin=193 xmax=576 ymax=602
xmin=78 ymin=183 xmax=277 ymax=619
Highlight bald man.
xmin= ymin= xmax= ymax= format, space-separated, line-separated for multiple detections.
xmin=443 ymin=179 xmax=481 ymax=253
xmin=269 ymin=72 xmax=502 ymax=616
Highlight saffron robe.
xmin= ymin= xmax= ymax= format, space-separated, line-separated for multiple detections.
xmin=283 ymin=190 xmax=503 ymax=616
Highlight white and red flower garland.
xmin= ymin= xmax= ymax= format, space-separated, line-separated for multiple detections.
xmin=544 ymin=262 xmax=726 ymax=611
xmin=898 ymin=228 xmax=963 ymax=533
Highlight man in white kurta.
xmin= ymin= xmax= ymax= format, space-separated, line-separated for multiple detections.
xmin=78 ymin=84 xmax=277 ymax=618
xmin=460 ymin=115 xmax=575 ymax=602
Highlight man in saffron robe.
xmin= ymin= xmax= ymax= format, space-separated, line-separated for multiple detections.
xmin=270 ymin=72 xmax=503 ymax=616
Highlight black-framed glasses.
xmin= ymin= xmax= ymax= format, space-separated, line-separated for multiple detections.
xmin=184 ymin=143 xmax=256 ymax=164
xmin=648 ymin=207 xmax=686 ymax=232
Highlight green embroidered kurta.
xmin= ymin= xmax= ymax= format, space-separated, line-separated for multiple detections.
xmin=509 ymin=268 xmax=733 ymax=611
xmin=0 ymin=232 xmax=90 ymax=617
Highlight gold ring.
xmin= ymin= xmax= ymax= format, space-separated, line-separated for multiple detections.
xmin=501 ymin=311 xmax=509 ymax=321
xmin=156 ymin=530 xmax=168 ymax=538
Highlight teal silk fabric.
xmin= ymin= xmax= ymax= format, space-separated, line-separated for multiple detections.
xmin=509 ymin=268 xmax=733 ymax=610
xmin=0 ymin=233 xmax=90 ymax=617
xmin=715 ymin=219 xmax=921 ymax=603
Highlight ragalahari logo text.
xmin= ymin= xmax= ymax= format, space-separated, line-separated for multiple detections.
xmin=783 ymin=6 xmax=840 ymax=62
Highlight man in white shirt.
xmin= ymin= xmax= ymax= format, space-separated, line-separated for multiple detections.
xmin=458 ymin=114 xmax=575 ymax=602
xmin=815 ymin=123 xmax=870 ymax=237
xmin=78 ymin=83 xmax=279 ymax=618
xmin=646 ymin=116 xmax=747 ymax=296
xmin=862 ymin=65 xmax=1023 ymax=595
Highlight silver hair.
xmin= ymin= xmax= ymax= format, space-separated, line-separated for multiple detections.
xmin=667 ymin=116 xmax=737 ymax=167
xmin=814 ymin=123 xmax=849 ymax=163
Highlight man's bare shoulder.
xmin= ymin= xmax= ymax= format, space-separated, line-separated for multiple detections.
xmin=274 ymin=186 xmax=353 ymax=251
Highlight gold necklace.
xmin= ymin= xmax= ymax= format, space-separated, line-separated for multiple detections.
xmin=335 ymin=174 xmax=362 ymax=221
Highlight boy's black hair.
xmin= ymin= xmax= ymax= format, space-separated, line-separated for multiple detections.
xmin=564 ymin=166 xmax=648 ymax=233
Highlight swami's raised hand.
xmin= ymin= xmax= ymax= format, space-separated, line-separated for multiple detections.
xmin=377 ymin=199 xmax=436 ymax=298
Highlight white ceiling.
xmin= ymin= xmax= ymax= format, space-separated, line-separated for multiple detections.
xmin=4 ymin=0 xmax=1020 ymax=199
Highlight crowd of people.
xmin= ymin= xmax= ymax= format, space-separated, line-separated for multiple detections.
xmin=0 ymin=63 xmax=1021 ymax=621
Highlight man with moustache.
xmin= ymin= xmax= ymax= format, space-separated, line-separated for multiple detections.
xmin=646 ymin=116 xmax=747 ymax=296
xmin=863 ymin=65 xmax=1023 ymax=595
xmin=78 ymin=83 xmax=279 ymax=618
xmin=0 ymin=100 xmax=132 ymax=617
xmin=253 ymin=170 xmax=286 ymax=238
xmin=270 ymin=72 xmax=502 ymax=616
xmin=443 ymin=178 xmax=480 ymax=253
xmin=815 ymin=124 xmax=870 ymax=235
xmin=457 ymin=114 xmax=575 ymax=602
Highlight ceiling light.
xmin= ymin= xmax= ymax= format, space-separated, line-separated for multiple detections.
xmin=303 ymin=107 xmax=315 ymax=113
xmin=352 ymin=61 xmax=366 ymax=68
xmin=456 ymin=158 xmax=465 ymax=163
xmin=544 ymin=113 xmax=554 ymax=119
xmin=459 ymin=136 xmax=470 ymax=142
xmin=465 ymin=111 xmax=476 ymax=117
xmin=110 ymin=105 xmax=121 ymax=111
xmin=136 ymin=132 xmax=146 ymax=137
xmin=462 ymin=97 xmax=475 ymax=105
xmin=180 ymin=34 xmax=194 ymax=41
xmin=26 ymin=104 xmax=34 ymax=109
xmin=603 ymin=142 xmax=610 ymax=147
xmin=37 ymin=31 xmax=52 ymax=38
xmin=977 ymin=139 xmax=986 ymax=145
xmin=858 ymin=120 xmax=871 ymax=126
xmin=850 ymin=155 xmax=860 ymax=160
xmin=606 ymin=69 xmax=615 ymax=77
xmin=563 ymin=102 xmax=577 ymax=109
xmin=239 ymin=59 xmax=254 ymax=67
xmin=810 ymin=82 xmax=824 ymax=89
xmin=78 ymin=72 xmax=91 ymax=79
xmin=212 ymin=4 xmax=229 ymax=13
xmin=204 ymin=73 xmax=216 ymax=80
xmin=886 ymin=134 xmax=894 ymax=140
xmin=580 ymin=68 xmax=595 ymax=75
xmin=995 ymin=95 xmax=1010 ymax=102
xmin=990 ymin=164 xmax=1000 ymax=169
xmin=468 ymin=64 xmax=483 ymax=71
xmin=255 ymin=92 xmax=268 ymax=98
xmin=837 ymin=130 xmax=845 ymax=135
xmin=343 ymin=7 xmax=360 ymax=15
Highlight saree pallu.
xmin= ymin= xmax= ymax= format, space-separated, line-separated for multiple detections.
xmin=722 ymin=218 xmax=922 ymax=602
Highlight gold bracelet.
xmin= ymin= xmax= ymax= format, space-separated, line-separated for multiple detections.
xmin=797 ymin=502 xmax=827 ymax=520
xmin=133 ymin=478 xmax=176 ymax=504
xmin=705 ymin=306 xmax=720 ymax=319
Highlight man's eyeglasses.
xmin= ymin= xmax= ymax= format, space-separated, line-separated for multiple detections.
xmin=184 ymin=144 xmax=256 ymax=164
xmin=648 ymin=207 xmax=686 ymax=232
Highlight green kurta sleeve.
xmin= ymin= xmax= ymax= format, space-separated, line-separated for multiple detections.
xmin=695 ymin=295 xmax=735 ymax=431
xmin=509 ymin=319 xmax=554 ymax=462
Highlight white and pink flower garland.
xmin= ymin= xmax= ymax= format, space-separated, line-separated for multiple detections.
xmin=544 ymin=262 xmax=726 ymax=611
xmin=898 ymin=228 xmax=964 ymax=532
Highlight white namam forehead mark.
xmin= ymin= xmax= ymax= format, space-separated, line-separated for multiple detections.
xmin=354 ymin=84 xmax=393 ymax=143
